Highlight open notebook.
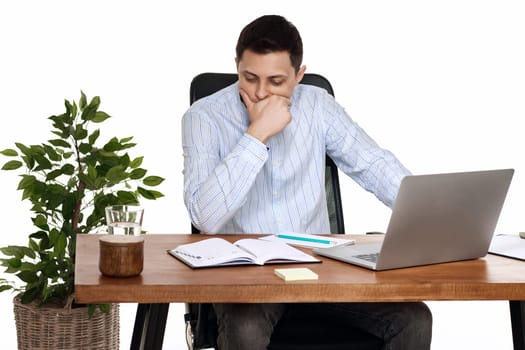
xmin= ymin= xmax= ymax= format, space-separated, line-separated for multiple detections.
xmin=168 ymin=237 xmax=320 ymax=268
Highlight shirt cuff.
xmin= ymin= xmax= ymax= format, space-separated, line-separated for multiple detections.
xmin=237 ymin=133 xmax=269 ymax=165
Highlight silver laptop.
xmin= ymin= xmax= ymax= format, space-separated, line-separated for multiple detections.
xmin=313 ymin=169 xmax=514 ymax=270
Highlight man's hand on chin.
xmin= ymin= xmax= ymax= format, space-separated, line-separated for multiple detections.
xmin=240 ymin=89 xmax=292 ymax=144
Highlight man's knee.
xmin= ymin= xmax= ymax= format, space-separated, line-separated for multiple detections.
xmin=398 ymin=302 xmax=433 ymax=347
xmin=214 ymin=303 xmax=285 ymax=350
xmin=408 ymin=302 xmax=432 ymax=333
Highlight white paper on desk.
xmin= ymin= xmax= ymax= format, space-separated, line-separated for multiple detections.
xmin=259 ymin=232 xmax=355 ymax=248
xmin=489 ymin=234 xmax=525 ymax=261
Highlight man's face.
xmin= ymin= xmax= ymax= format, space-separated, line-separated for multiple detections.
xmin=236 ymin=49 xmax=305 ymax=102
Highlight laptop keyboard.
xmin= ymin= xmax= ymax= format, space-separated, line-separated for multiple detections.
xmin=355 ymin=253 xmax=379 ymax=263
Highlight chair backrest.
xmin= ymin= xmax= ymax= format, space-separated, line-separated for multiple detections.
xmin=189 ymin=72 xmax=345 ymax=234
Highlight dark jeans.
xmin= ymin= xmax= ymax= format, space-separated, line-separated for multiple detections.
xmin=213 ymin=302 xmax=432 ymax=350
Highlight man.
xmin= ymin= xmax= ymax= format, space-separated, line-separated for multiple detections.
xmin=182 ymin=14 xmax=432 ymax=350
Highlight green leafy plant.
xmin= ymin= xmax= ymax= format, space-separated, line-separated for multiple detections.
xmin=0 ymin=92 xmax=164 ymax=312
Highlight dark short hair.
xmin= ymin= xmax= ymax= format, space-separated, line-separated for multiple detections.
xmin=236 ymin=15 xmax=303 ymax=73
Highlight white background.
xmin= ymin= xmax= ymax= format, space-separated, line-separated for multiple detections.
xmin=1 ymin=1 xmax=524 ymax=349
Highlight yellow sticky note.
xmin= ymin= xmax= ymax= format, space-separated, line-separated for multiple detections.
xmin=274 ymin=267 xmax=318 ymax=281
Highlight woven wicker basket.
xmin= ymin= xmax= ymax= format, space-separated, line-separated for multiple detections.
xmin=13 ymin=296 xmax=120 ymax=350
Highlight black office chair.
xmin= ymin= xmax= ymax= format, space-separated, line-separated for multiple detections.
xmin=185 ymin=72 xmax=383 ymax=350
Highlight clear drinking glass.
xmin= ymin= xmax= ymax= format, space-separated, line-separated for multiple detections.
xmin=105 ymin=205 xmax=144 ymax=235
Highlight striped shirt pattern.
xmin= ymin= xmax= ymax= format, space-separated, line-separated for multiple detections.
xmin=182 ymin=83 xmax=410 ymax=234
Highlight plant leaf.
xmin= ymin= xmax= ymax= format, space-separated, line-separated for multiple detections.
xmin=0 ymin=285 xmax=13 ymax=292
xmin=71 ymin=101 xmax=78 ymax=120
xmin=44 ymin=144 xmax=61 ymax=161
xmin=129 ymin=168 xmax=147 ymax=180
xmin=106 ymin=165 xmax=127 ymax=184
xmin=0 ymin=149 xmax=18 ymax=156
xmin=137 ymin=187 xmax=164 ymax=199
xmin=17 ymin=271 xmax=38 ymax=283
xmin=64 ymin=99 xmax=73 ymax=118
xmin=54 ymin=233 xmax=67 ymax=258
xmin=61 ymin=164 xmax=75 ymax=175
xmin=33 ymin=154 xmax=52 ymax=170
xmin=149 ymin=189 xmax=164 ymax=199
xmin=74 ymin=124 xmax=88 ymax=140
xmin=116 ymin=190 xmax=137 ymax=203
xmin=88 ymin=304 xmax=97 ymax=317
xmin=46 ymin=169 xmax=63 ymax=181
xmin=2 ymin=160 xmax=22 ymax=170
xmin=33 ymin=215 xmax=49 ymax=230
xmin=0 ymin=245 xmax=35 ymax=259
xmin=21 ymin=287 xmax=39 ymax=304
xmin=15 ymin=142 xmax=32 ymax=156
xmin=79 ymin=91 xmax=87 ymax=110
xmin=6 ymin=258 xmax=22 ymax=269
xmin=129 ymin=156 xmax=143 ymax=168
xmin=79 ymin=143 xmax=92 ymax=154
xmin=81 ymin=106 xmax=96 ymax=121
xmin=92 ymin=111 xmax=111 ymax=123
xmin=88 ymin=129 xmax=100 ymax=145
xmin=88 ymin=96 xmax=101 ymax=110
xmin=78 ymin=173 xmax=96 ymax=190
xmin=29 ymin=239 xmax=39 ymax=252
xmin=120 ymin=136 xmax=133 ymax=143
xmin=143 ymin=176 xmax=164 ymax=186
xmin=17 ymin=175 xmax=36 ymax=190
xmin=87 ymin=164 xmax=98 ymax=179
xmin=98 ymin=303 xmax=110 ymax=313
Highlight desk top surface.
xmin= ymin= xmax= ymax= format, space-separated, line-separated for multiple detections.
xmin=75 ymin=234 xmax=525 ymax=304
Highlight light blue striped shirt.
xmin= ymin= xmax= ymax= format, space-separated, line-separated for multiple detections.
xmin=182 ymin=82 xmax=410 ymax=234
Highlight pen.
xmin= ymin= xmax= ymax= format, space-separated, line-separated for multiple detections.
xmin=277 ymin=234 xmax=332 ymax=245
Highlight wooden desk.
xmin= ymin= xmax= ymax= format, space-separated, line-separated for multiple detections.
xmin=75 ymin=234 xmax=525 ymax=349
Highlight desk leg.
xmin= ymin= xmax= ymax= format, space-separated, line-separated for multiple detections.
xmin=130 ymin=303 xmax=170 ymax=350
xmin=510 ymin=301 xmax=525 ymax=350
